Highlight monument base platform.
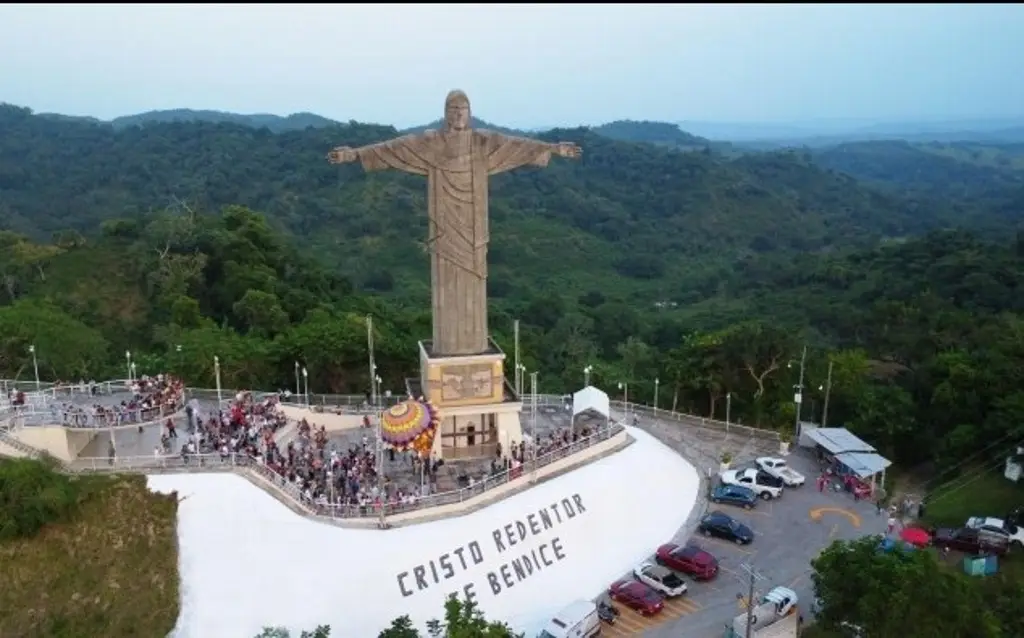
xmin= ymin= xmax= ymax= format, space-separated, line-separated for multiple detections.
xmin=407 ymin=338 xmax=523 ymax=461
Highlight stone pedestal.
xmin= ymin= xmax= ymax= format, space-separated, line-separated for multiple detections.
xmin=405 ymin=338 xmax=523 ymax=461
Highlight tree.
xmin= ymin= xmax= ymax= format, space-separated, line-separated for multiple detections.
xmin=253 ymin=626 xmax=330 ymax=638
xmin=424 ymin=594 xmax=523 ymax=638
xmin=811 ymin=536 xmax=1000 ymax=637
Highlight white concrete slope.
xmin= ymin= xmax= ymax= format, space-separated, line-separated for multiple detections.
xmin=147 ymin=427 xmax=699 ymax=638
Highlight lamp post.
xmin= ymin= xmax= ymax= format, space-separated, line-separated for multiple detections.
xmin=654 ymin=377 xmax=660 ymax=414
xmin=584 ymin=365 xmax=593 ymax=387
xmin=294 ymin=361 xmax=300 ymax=400
xmin=302 ymin=367 xmax=309 ymax=407
xmin=28 ymin=345 xmax=40 ymax=391
xmin=820 ymin=358 xmax=834 ymax=428
xmin=513 ymin=319 xmax=521 ymax=397
xmin=366 ymin=315 xmax=376 ymax=406
xmin=130 ymin=362 xmax=137 ymax=384
xmin=789 ymin=346 xmax=807 ymax=440
xmin=618 ymin=382 xmax=629 ymax=423
xmin=530 ymin=371 xmax=539 ymax=480
xmin=213 ymin=356 xmax=222 ymax=404
xmin=515 ymin=363 xmax=526 ymax=398
xmin=726 ymin=392 xmax=733 ymax=425
xmin=125 ymin=350 xmax=133 ymax=384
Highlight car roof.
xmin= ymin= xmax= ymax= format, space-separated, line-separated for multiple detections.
xmin=617 ymin=580 xmax=648 ymax=594
xmin=705 ymin=510 xmax=734 ymax=523
xmin=971 ymin=516 xmax=1005 ymax=527
xmin=679 ymin=544 xmax=714 ymax=563
xmin=640 ymin=563 xmax=671 ymax=578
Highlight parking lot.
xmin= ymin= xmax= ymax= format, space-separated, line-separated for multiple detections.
xmin=598 ymin=415 xmax=886 ymax=637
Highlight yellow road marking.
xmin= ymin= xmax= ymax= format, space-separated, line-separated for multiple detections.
xmin=601 ymin=596 xmax=703 ymax=636
xmin=809 ymin=506 xmax=862 ymax=528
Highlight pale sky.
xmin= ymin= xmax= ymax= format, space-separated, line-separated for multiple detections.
xmin=1 ymin=3 xmax=1022 ymax=128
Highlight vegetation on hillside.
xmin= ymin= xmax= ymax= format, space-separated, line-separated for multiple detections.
xmin=812 ymin=536 xmax=1024 ymax=637
xmin=2 ymin=102 xmax=1024 ymax=474
xmin=256 ymin=594 xmax=522 ymax=638
xmin=0 ymin=102 xmax=972 ymax=307
xmin=0 ymin=461 xmax=179 ymax=638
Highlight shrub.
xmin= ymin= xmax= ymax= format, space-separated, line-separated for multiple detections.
xmin=0 ymin=458 xmax=80 ymax=540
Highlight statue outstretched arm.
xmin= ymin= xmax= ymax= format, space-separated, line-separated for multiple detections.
xmin=327 ymin=134 xmax=433 ymax=175
xmin=483 ymin=131 xmax=582 ymax=175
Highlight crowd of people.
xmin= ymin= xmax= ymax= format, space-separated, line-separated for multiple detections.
xmin=59 ymin=375 xmax=185 ymax=427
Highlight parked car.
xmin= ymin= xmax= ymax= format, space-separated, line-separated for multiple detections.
xmin=842 ymin=474 xmax=873 ymax=499
xmin=538 ymin=600 xmax=600 ymax=638
xmin=966 ymin=516 xmax=1024 ymax=547
xmin=932 ymin=526 xmax=1009 ymax=555
xmin=755 ymin=457 xmax=806 ymax=486
xmin=698 ymin=510 xmax=755 ymax=545
xmin=656 ymin=542 xmax=719 ymax=580
xmin=608 ymin=579 xmax=665 ymax=616
xmin=720 ymin=468 xmax=784 ymax=500
xmin=633 ymin=561 xmax=688 ymax=597
xmin=711 ymin=483 xmax=758 ymax=509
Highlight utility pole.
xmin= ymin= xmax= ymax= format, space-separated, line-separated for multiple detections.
xmin=530 ymin=371 xmax=539 ymax=480
xmin=793 ymin=345 xmax=807 ymax=441
xmin=366 ymin=315 xmax=376 ymax=405
xmin=740 ymin=563 xmax=766 ymax=638
xmin=514 ymin=319 xmax=521 ymax=397
xmin=822 ymin=358 xmax=834 ymax=428
xmin=726 ymin=392 xmax=732 ymax=425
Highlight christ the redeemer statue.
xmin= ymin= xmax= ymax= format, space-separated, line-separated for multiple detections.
xmin=328 ymin=90 xmax=582 ymax=357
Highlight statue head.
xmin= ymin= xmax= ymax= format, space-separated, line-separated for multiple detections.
xmin=444 ymin=90 xmax=471 ymax=131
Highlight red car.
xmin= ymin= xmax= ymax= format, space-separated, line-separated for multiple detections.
xmin=656 ymin=543 xmax=719 ymax=581
xmin=608 ymin=579 xmax=665 ymax=616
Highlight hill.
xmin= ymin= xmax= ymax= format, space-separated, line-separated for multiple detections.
xmin=809 ymin=140 xmax=1024 ymax=199
xmin=589 ymin=120 xmax=712 ymax=149
xmin=110 ymin=109 xmax=341 ymax=132
xmin=0 ymin=103 xmax=981 ymax=309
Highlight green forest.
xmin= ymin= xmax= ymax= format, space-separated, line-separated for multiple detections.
xmin=2 ymin=103 xmax=1024 ymax=476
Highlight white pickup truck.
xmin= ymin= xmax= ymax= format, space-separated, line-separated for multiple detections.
xmin=755 ymin=457 xmax=806 ymax=487
xmin=720 ymin=468 xmax=784 ymax=500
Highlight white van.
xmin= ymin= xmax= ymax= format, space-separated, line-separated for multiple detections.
xmin=538 ymin=600 xmax=600 ymax=638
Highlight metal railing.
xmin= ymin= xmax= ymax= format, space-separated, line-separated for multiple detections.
xmin=1 ymin=378 xmax=782 ymax=442
xmin=70 ymin=452 xmax=248 ymax=473
xmin=68 ymin=422 xmax=626 ymax=520
xmin=610 ymin=401 xmax=781 ymax=442
xmin=2 ymin=395 xmax=186 ymax=429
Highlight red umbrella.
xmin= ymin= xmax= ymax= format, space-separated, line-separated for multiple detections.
xmin=900 ymin=527 xmax=931 ymax=548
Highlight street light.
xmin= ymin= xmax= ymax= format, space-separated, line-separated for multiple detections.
xmin=584 ymin=365 xmax=593 ymax=387
xmin=28 ymin=345 xmax=40 ymax=391
xmin=516 ymin=363 xmax=526 ymax=397
xmin=125 ymin=350 xmax=133 ymax=384
xmin=787 ymin=346 xmax=808 ymax=439
xmin=294 ymin=361 xmax=300 ymax=399
xmin=820 ymin=358 xmax=834 ymax=428
xmin=726 ymin=392 xmax=733 ymax=425
xmin=214 ymin=355 xmax=222 ymax=404
xmin=654 ymin=377 xmax=660 ymax=413
xmin=530 ymin=371 xmax=539 ymax=479
xmin=302 ymin=367 xmax=309 ymax=407
xmin=617 ymin=382 xmax=629 ymax=423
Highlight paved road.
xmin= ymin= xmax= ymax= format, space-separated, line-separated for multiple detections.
xmin=601 ymin=415 xmax=885 ymax=638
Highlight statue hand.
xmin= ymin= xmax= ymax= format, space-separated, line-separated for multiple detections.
xmin=327 ymin=146 xmax=357 ymax=164
xmin=555 ymin=142 xmax=582 ymax=159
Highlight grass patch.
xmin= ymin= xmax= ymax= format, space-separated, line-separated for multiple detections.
xmin=921 ymin=467 xmax=1022 ymax=527
xmin=0 ymin=468 xmax=180 ymax=638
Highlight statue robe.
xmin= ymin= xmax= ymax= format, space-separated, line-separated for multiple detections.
xmin=355 ymin=129 xmax=554 ymax=356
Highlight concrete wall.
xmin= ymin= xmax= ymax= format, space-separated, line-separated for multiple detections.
xmin=14 ymin=425 xmax=73 ymax=460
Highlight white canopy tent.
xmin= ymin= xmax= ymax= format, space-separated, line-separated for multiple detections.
xmin=572 ymin=386 xmax=610 ymax=420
